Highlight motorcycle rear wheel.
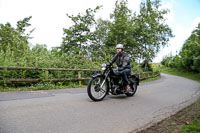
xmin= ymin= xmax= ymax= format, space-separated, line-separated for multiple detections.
xmin=125 ymin=82 xmax=137 ymax=97
xmin=87 ymin=76 xmax=108 ymax=101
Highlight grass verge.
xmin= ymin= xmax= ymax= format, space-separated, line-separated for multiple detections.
xmin=162 ymin=69 xmax=200 ymax=82
xmin=0 ymin=82 xmax=87 ymax=92
xmin=137 ymin=97 xmax=200 ymax=133
xmin=141 ymin=75 xmax=161 ymax=82
xmin=137 ymin=69 xmax=200 ymax=133
xmin=181 ymin=120 xmax=200 ymax=133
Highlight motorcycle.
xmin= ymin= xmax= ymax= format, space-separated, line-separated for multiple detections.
xmin=87 ymin=63 xmax=139 ymax=101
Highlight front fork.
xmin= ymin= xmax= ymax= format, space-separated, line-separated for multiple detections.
xmin=97 ymin=70 xmax=110 ymax=92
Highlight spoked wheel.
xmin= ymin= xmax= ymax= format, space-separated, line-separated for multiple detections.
xmin=125 ymin=82 xmax=137 ymax=97
xmin=87 ymin=76 xmax=108 ymax=101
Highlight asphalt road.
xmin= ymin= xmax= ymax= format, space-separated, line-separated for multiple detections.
xmin=0 ymin=73 xmax=200 ymax=133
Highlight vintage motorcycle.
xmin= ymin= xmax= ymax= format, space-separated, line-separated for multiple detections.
xmin=87 ymin=63 xmax=139 ymax=101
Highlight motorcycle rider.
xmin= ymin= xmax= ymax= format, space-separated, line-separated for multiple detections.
xmin=108 ymin=44 xmax=131 ymax=92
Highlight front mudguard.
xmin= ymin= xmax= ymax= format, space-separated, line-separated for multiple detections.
xmin=90 ymin=72 xmax=110 ymax=93
xmin=92 ymin=72 xmax=104 ymax=78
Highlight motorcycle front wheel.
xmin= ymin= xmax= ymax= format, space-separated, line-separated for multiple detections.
xmin=87 ymin=76 xmax=108 ymax=101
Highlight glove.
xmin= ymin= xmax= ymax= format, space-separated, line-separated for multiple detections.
xmin=118 ymin=67 xmax=124 ymax=71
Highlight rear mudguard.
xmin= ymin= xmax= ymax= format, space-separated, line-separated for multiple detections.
xmin=130 ymin=74 xmax=140 ymax=85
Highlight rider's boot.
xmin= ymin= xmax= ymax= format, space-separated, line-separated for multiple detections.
xmin=125 ymin=81 xmax=131 ymax=93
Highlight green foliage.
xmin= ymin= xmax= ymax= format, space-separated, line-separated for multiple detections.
xmin=0 ymin=82 xmax=86 ymax=92
xmin=0 ymin=16 xmax=33 ymax=56
xmin=151 ymin=63 xmax=163 ymax=71
xmin=180 ymin=23 xmax=200 ymax=72
xmin=134 ymin=0 xmax=173 ymax=60
xmin=161 ymin=23 xmax=200 ymax=73
xmin=142 ymin=75 xmax=160 ymax=82
xmin=17 ymin=16 xmax=34 ymax=37
xmin=161 ymin=54 xmax=177 ymax=68
xmin=106 ymin=0 xmax=132 ymax=47
xmin=93 ymin=19 xmax=111 ymax=46
xmin=0 ymin=0 xmax=174 ymax=89
xmin=61 ymin=6 xmax=101 ymax=55
xmin=61 ymin=0 xmax=173 ymax=61
xmin=103 ymin=0 xmax=173 ymax=60
xmin=162 ymin=69 xmax=200 ymax=82
xmin=141 ymin=59 xmax=153 ymax=72
xmin=0 ymin=43 xmax=100 ymax=87
xmin=181 ymin=120 xmax=200 ymax=133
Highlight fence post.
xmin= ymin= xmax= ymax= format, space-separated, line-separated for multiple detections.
xmin=45 ymin=70 xmax=49 ymax=81
xmin=2 ymin=67 xmax=7 ymax=86
xmin=78 ymin=71 xmax=82 ymax=86
xmin=140 ymin=72 xmax=143 ymax=80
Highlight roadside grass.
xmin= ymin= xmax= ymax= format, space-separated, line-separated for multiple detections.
xmin=141 ymin=75 xmax=161 ymax=82
xmin=138 ymin=64 xmax=200 ymax=133
xmin=162 ymin=69 xmax=200 ymax=82
xmin=136 ymin=97 xmax=200 ymax=133
xmin=0 ymin=76 xmax=161 ymax=92
xmin=179 ymin=93 xmax=200 ymax=133
xmin=160 ymin=68 xmax=200 ymax=133
xmin=0 ymin=82 xmax=87 ymax=92
xmin=180 ymin=120 xmax=200 ymax=133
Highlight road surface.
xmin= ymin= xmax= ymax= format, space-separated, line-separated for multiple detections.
xmin=0 ymin=73 xmax=200 ymax=133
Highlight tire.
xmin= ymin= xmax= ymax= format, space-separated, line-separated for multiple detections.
xmin=125 ymin=82 xmax=137 ymax=97
xmin=87 ymin=76 xmax=109 ymax=101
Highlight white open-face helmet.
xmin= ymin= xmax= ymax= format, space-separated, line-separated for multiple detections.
xmin=116 ymin=44 xmax=124 ymax=49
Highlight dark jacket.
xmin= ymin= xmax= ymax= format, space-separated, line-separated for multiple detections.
xmin=109 ymin=52 xmax=131 ymax=69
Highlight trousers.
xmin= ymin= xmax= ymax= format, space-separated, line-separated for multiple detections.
xmin=119 ymin=69 xmax=130 ymax=85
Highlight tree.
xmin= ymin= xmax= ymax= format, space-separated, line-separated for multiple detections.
xmin=61 ymin=6 xmax=101 ymax=55
xmin=104 ymin=0 xmax=173 ymax=61
xmin=161 ymin=22 xmax=200 ymax=72
xmin=133 ymin=0 xmax=173 ymax=61
xmin=60 ymin=0 xmax=173 ymax=63
xmin=0 ymin=16 xmax=33 ymax=56
xmin=106 ymin=0 xmax=132 ymax=47
xmin=90 ymin=19 xmax=114 ymax=62
xmin=17 ymin=16 xmax=34 ymax=39
xmin=141 ymin=59 xmax=153 ymax=71
xmin=179 ymin=23 xmax=200 ymax=72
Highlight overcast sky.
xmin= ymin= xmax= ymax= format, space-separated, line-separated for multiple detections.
xmin=0 ymin=0 xmax=200 ymax=62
